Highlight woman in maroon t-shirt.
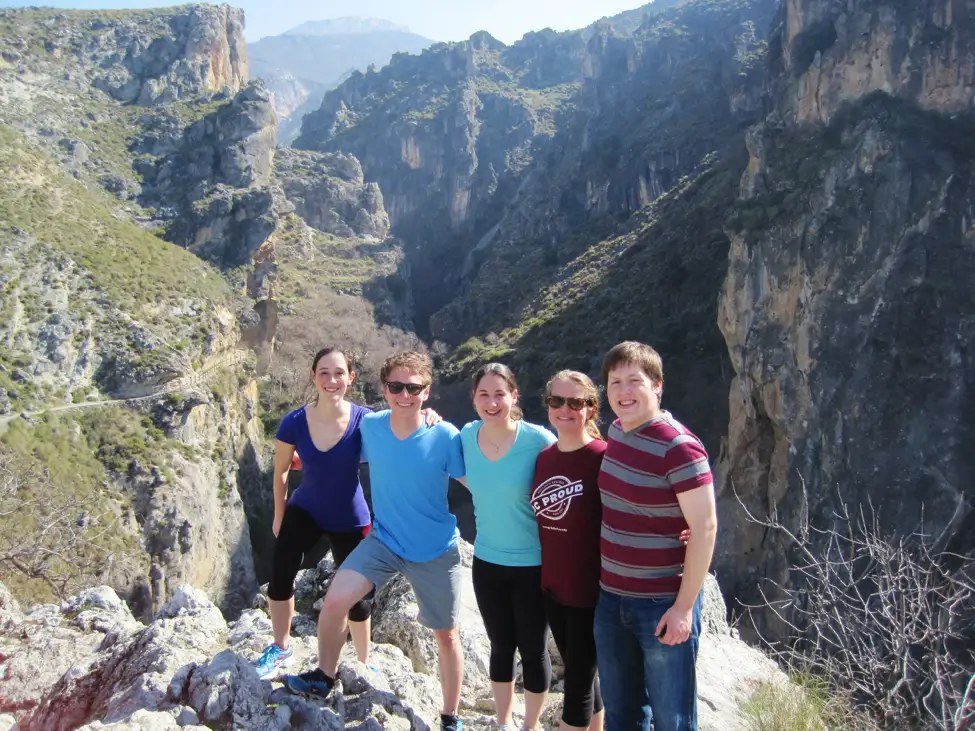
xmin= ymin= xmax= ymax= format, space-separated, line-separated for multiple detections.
xmin=530 ymin=370 xmax=607 ymax=731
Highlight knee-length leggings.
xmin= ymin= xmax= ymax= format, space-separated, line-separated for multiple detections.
xmin=471 ymin=557 xmax=552 ymax=693
xmin=545 ymin=594 xmax=604 ymax=728
xmin=267 ymin=504 xmax=374 ymax=621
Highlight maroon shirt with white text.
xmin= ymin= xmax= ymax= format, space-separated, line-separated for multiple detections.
xmin=530 ymin=439 xmax=607 ymax=607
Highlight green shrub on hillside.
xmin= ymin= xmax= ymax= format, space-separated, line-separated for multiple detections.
xmin=0 ymin=125 xmax=232 ymax=322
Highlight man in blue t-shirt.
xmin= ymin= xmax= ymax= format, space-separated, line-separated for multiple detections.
xmin=284 ymin=351 xmax=467 ymax=731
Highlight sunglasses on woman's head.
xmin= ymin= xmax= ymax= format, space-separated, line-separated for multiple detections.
xmin=545 ymin=395 xmax=591 ymax=411
xmin=385 ymin=381 xmax=426 ymax=395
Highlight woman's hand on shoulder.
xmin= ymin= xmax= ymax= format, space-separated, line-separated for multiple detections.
xmin=422 ymin=407 xmax=442 ymax=426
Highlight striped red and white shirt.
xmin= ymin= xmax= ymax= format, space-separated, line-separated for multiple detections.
xmin=598 ymin=411 xmax=713 ymax=598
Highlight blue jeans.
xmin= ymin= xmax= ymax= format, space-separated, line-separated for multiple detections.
xmin=594 ymin=589 xmax=701 ymax=731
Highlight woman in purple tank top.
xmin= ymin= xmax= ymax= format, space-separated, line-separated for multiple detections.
xmin=254 ymin=347 xmax=439 ymax=680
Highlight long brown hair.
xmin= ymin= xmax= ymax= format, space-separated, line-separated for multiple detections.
xmin=544 ymin=369 xmax=601 ymax=439
xmin=472 ymin=362 xmax=523 ymax=421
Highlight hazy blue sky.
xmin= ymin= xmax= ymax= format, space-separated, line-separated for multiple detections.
xmin=0 ymin=0 xmax=653 ymax=42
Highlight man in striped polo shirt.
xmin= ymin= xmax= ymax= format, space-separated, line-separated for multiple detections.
xmin=594 ymin=341 xmax=718 ymax=731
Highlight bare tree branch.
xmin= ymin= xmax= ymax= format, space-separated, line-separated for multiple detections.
xmin=733 ymin=478 xmax=975 ymax=731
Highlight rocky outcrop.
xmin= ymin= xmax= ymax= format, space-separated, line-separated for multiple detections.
xmin=137 ymin=82 xmax=279 ymax=268
xmin=89 ymin=5 xmax=247 ymax=106
xmin=274 ymin=149 xmax=391 ymax=240
xmin=777 ymin=0 xmax=975 ymax=124
xmin=0 ymin=5 xmax=246 ymax=107
xmin=5 ymin=545 xmax=785 ymax=731
xmin=715 ymin=2 xmax=975 ymax=637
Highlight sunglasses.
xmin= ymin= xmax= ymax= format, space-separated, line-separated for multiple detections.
xmin=385 ymin=381 xmax=426 ymax=396
xmin=545 ymin=395 xmax=593 ymax=411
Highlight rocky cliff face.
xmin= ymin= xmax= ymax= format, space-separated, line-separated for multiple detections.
xmin=274 ymin=148 xmax=390 ymax=240
xmin=715 ymin=0 xmax=975 ymax=635
xmin=777 ymin=0 xmax=975 ymax=123
xmin=0 ymin=5 xmax=246 ymax=107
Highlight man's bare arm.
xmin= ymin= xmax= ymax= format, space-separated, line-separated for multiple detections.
xmin=654 ymin=483 xmax=717 ymax=645
xmin=674 ymin=484 xmax=717 ymax=611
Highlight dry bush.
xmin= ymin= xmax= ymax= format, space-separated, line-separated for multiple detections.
xmin=0 ymin=449 xmax=133 ymax=602
xmin=261 ymin=289 xmax=425 ymax=431
xmin=737 ymin=484 xmax=975 ymax=730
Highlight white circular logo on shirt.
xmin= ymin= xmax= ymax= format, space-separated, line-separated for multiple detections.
xmin=531 ymin=475 xmax=583 ymax=520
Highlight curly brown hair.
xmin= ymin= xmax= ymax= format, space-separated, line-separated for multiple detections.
xmin=380 ymin=350 xmax=433 ymax=385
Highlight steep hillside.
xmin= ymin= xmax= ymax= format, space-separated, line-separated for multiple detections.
xmin=248 ymin=17 xmax=434 ymax=144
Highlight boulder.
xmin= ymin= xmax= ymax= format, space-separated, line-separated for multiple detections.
xmin=75 ymin=708 xmax=208 ymax=729
xmin=20 ymin=586 xmax=227 ymax=730
xmin=0 ymin=586 xmax=139 ymax=720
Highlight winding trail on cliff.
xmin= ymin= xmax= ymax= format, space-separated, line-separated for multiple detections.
xmin=0 ymin=350 xmax=247 ymax=436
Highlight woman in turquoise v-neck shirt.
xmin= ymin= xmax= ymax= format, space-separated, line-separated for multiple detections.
xmin=460 ymin=363 xmax=556 ymax=731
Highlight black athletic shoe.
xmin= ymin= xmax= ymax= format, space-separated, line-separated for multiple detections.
xmin=283 ymin=668 xmax=335 ymax=699
xmin=441 ymin=714 xmax=463 ymax=731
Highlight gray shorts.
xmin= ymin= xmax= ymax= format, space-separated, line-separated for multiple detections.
xmin=340 ymin=533 xmax=463 ymax=630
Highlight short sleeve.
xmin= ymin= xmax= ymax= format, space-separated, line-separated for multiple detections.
xmin=665 ymin=436 xmax=712 ymax=494
xmin=459 ymin=422 xmax=478 ymax=459
xmin=359 ymin=412 xmax=375 ymax=463
xmin=275 ymin=410 xmax=298 ymax=445
xmin=538 ymin=425 xmax=557 ymax=448
xmin=444 ymin=424 xmax=466 ymax=480
xmin=524 ymin=422 xmax=557 ymax=451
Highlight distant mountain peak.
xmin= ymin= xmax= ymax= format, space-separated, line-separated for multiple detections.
xmin=283 ymin=17 xmax=411 ymax=36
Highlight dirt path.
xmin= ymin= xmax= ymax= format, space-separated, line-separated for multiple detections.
xmin=0 ymin=350 xmax=247 ymax=436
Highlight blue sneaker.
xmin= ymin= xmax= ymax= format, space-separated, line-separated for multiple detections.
xmin=254 ymin=643 xmax=293 ymax=680
xmin=284 ymin=668 xmax=335 ymax=699
xmin=441 ymin=714 xmax=463 ymax=731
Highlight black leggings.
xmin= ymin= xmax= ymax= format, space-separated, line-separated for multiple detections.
xmin=545 ymin=594 xmax=603 ymax=727
xmin=268 ymin=504 xmax=374 ymax=621
xmin=471 ymin=557 xmax=551 ymax=693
